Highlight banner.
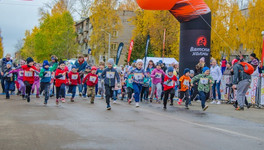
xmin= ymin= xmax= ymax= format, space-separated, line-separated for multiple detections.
xmin=246 ymin=76 xmax=259 ymax=104
xmin=219 ymin=75 xmax=232 ymax=100
xmin=127 ymin=40 xmax=134 ymax=63
xmin=116 ymin=42 xmax=124 ymax=65
xmin=261 ymin=77 xmax=264 ymax=105
xmin=144 ymin=35 xmax=150 ymax=70
xmin=262 ymin=37 xmax=264 ymax=67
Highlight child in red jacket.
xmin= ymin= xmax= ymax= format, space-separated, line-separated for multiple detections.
xmin=163 ymin=67 xmax=177 ymax=110
xmin=21 ymin=57 xmax=39 ymax=103
xmin=83 ymin=66 xmax=98 ymax=104
xmin=55 ymin=61 xmax=68 ymax=105
xmin=68 ymin=65 xmax=81 ymax=102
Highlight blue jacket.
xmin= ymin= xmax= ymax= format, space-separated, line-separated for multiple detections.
xmin=101 ymin=68 xmax=120 ymax=87
xmin=74 ymin=60 xmax=87 ymax=72
xmin=39 ymin=63 xmax=58 ymax=83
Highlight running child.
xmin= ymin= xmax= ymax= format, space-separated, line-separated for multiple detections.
xmin=55 ymin=61 xmax=68 ymax=105
xmin=163 ymin=67 xmax=177 ymax=109
xmin=101 ymin=59 xmax=120 ymax=110
xmin=68 ymin=65 xmax=81 ymax=102
xmin=32 ymin=63 xmax=41 ymax=98
xmin=178 ymin=68 xmax=192 ymax=109
xmin=97 ymin=62 xmax=105 ymax=99
xmin=83 ymin=66 xmax=98 ymax=104
xmin=140 ymin=70 xmax=151 ymax=102
xmin=82 ymin=65 xmax=91 ymax=98
xmin=191 ymin=67 xmax=213 ymax=111
xmin=126 ymin=73 xmax=134 ymax=103
xmin=4 ymin=62 xmax=15 ymax=99
xmin=39 ymin=60 xmax=58 ymax=105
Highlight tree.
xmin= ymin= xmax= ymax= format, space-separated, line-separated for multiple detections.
xmin=243 ymin=0 xmax=264 ymax=58
xmin=20 ymin=0 xmax=78 ymax=62
xmin=118 ymin=0 xmax=139 ymax=11
xmin=89 ymin=0 xmax=122 ymax=61
xmin=0 ymin=35 xmax=3 ymax=58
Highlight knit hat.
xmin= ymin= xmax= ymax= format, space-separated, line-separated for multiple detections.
xmin=26 ymin=57 xmax=34 ymax=64
xmin=183 ymin=68 xmax=190 ymax=74
xmin=200 ymin=57 xmax=205 ymax=62
xmin=156 ymin=62 xmax=162 ymax=66
xmin=59 ymin=60 xmax=65 ymax=65
xmin=91 ymin=66 xmax=97 ymax=71
xmin=136 ymin=59 xmax=143 ymax=64
xmin=43 ymin=60 xmax=49 ymax=67
xmin=190 ymin=70 xmax=195 ymax=75
xmin=71 ymin=65 xmax=77 ymax=69
xmin=202 ymin=67 xmax=210 ymax=73
xmin=108 ymin=58 xmax=115 ymax=66
xmin=159 ymin=60 xmax=163 ymax=64
xmin=168 ymin=67 xmax=174 ymax=73
xmin=232 ymin=59 xmax=238 ymax=66
xmin=6 ymin=62 xmax=12 ymax=66
xmin=250 ymin=53 xmax=256 ymax=58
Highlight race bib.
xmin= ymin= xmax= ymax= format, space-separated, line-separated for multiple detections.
xmin=134 ymin=73 xmax=143 ymax=80
xmin=128 ymin=79 xmax=133 ymax=84
xmin=89 ymin=76 xmax=97 ymax=82
xmin=97 ymin=73 xmax=102 ymax=77
xmin=59 ymin=75 xmax=66 ymax=80
xmin=24 ymin=71 xmax=33 ymax=77
xmin=34 ymin=72 xmax=39 ymax=77
xmin=167 ymin=80 xmax=174 ymax=86
xmin=44 ymin=71 xmax=51 ymax=77
xmin=183 ymin=80 xmax=190 ymax=86
xmin=19 ymin=71 xmax=24 ymax=76
xmin=155 ymin=73 xmax=162 ymax=78
xmin=71 ymin=74 xmax=78 ymax=80
xmin=106 ymin=72 xmax=115 ymax=79
xmin=200 ymin=78 xmax=208 ymax=85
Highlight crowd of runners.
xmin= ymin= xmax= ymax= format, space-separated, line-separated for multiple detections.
xmin=0 ymin=53 xmax=263 ymax=111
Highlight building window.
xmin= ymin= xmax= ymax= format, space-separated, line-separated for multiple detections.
xmin=113 ymin=30 xmax=118 ymax=37
xmin=111 ymin=43 xmax=117 ymax=50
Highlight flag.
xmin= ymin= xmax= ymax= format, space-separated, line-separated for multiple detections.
xmin=262 ymin=37 xmax=264 ymax=67
xmin=127 ymin=40 xmax=134 ymax=63
xmin=144 ymin=35 xmax=150 ymax=70
xmin=116 ymin=42 xmax=124 ymax=65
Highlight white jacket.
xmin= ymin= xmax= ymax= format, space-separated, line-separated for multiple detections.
xmin=210 ymin=65 xmax=222 ymax=82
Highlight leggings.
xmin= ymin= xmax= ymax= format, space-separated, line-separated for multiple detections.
xmin=150 ymin=83 xmax=162 ymax=99
xmin=18 ymin=79 xmax=26 ymax=95
xmin=32 ymin=80 xmax=40 ymax=95
xmin=24 ymin=81 xmax=33 ymax=97
xmin=56 ymin=84 xmax=66 ymax=99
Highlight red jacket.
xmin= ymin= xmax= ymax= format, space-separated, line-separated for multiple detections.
xmin=55 ymin=68 xmax=68 ymax=87
xmin=83 ymin=73 xmax=98 ymax=87
xmin=163 ymin=75 xmax=177 ymax=91
xmin=68 ymin=71 xmax=81 ymax=86
xmin=21 ymin=65 xmax=37 ymax=84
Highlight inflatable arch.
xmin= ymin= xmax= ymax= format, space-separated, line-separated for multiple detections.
xmin=136 ymin=0 xmax=211 ymax=75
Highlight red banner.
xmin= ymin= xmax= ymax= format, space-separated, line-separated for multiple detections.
xmin=127 ymin=40 xmax=134 ymax=63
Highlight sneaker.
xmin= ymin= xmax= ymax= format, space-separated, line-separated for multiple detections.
xmin=79 ymin=93 xmax=82 ymax=97
xmin=136 ymin=102 xmax=139 ymax=107
xmin=44 ymin=101 xmax=47 ymax=105
xmin=185 ymin=106 xmax=189 ymax=109
xmin=70 ymin=98 xmax=74 ymax=102
xmin=233 ymin=103 xmax=237 ymax=108
xmin=27 ymin=96 xmax=30 ymax=103
xmin=179 ymin=99 xmax=183 ymax=103
xmin=91 ymin=101 xmax=94 ymax=104
xmin=177 ymin=102 xmax=181 ymax=105
xmin=107 ymin=105 xmax=111 ymax=110
xmin=216 ymin=101 xmax=221 ymax=105
xmin=247 ymin=103 xmax=252 ymax=109
xmin=101 ymin=96 xmax=104 ymax=100
xmin=113 ymin=100 xmax=117 ymax=104
xmin=203 ymin=105 xmax=209 ymax=111
xmin=56 ymin=99 xmax=59 ymax=105
xmin=128 ymin=99 xmax=132 ymax=104
xmin=17 ymin=91 xmax=21 ymax=95
xmin=210 ymin=100 xmax=217 ymax=104
xmin=236 ymin=106 xmax=244 ymax=111
xmin=163 ymin=106 xmax=167 ymax=110
xmin=170 ymin=103 xmax=173 ymax=106
xmin=61 ymin=98 xmax=66 ymax=103
xmin=150 ymin=98 xmax=152 ymax=103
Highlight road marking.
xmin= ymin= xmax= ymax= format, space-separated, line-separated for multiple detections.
xmin=139 ymin=107 xmax=264 ymax=142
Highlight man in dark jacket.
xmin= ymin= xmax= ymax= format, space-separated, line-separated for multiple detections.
xmin=232 ymin=58 xmax=251 ymax=110
xmin=74 ymin=55 xmax=88 ymax=96
xmin=0 ymin=53 xmax=13 ymax=93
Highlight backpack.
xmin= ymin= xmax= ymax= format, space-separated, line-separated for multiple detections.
xmin=239 ymin=62 xmax=254 ymax=75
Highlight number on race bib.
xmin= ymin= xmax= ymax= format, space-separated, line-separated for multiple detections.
xmin=24 ymin=71 xmax=33 ymax=77
xmin=106 ymin=72 xmax=115 ymax=79
xmin=89 ymin=76 xmax=97 ymax=82
xmin=44 ymin=71 xmax=51 ymax=77
xmin=183 ymin=80 xmax=189 ymax=86
xmin=59 ymin=75 xmax=66 ymax=80
xmin=200 ymin=78 xmax=208 ymax=85
xmin=71 ymin=75 xmax=78 ymax=80
xmin=155 ymin=73 xmax=162 ymax=78
xmin=134 ymin=73 xmax=143 ymax=80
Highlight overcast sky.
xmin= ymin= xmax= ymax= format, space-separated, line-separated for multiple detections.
xmin=0 ymin=0 xmax=51 ymax=57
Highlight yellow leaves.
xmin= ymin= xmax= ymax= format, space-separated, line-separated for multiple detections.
xmin=118 ymin=0 xmax=139 ymax=11
xmin=0 ymin=36 xmax=3 ymax=58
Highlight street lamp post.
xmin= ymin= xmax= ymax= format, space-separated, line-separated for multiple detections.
xmin=261 ymin=31 xmax=264 ymax=67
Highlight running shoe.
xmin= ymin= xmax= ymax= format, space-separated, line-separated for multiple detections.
xmin=107 ymin=105 xmax=111 ymax=110
xmin=136 ymin=102 xmax=139 ymax=107
xmin=203 ymin=105 xmax=209 ymax=111
xmin=210 ymin=100 xmax=217 ymax=104
xmin=56 ymin=99 xmax=59 ymax=105
xmin=61 ymin=98 xmax=66 ymax=103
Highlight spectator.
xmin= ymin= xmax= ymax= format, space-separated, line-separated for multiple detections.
xmin=223 ymin=62 xmax=232 ymax=75
xmin=210 ymin=59 xmax=222 ymax=104
xmin=146 ymin=60 xmax=155 ymax=73
xmin=221 ymin=56 xmax=227 ymax=73
xmin=195 ymin=57 xmax=205 ymax=75
xmin=0 ymin=53 xmax=13 ymax=93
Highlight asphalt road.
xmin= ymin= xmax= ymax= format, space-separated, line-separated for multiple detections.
xmin=0 ymin=95 xmax=264 ymax=150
